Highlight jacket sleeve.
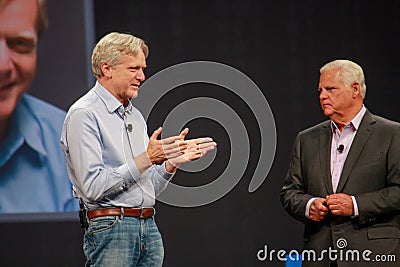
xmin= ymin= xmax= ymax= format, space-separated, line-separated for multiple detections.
xmin=280 ymin=134 xmax=315 ymax=223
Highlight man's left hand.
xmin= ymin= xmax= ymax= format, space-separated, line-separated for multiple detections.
xmin=165 ymin=128 xmax=217 ymax=172
xmin=173 ymin=137 xmax=216 ymax=163
xmin=326 ymin=193 xmax=354 ymax=216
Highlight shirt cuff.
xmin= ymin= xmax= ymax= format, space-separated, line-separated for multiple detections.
xmin=351 ymin=196 xmax=359 ymax=217
xmin=118 ymin=157 xmax=140 ymax=184
xmin=156 ymin=162 xmax=174 ymax=180
xmin=305 ymin=197 xmax=317 ymax=218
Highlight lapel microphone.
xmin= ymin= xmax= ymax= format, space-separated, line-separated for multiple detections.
xmin=337 ymin=144 xmax=344 ymax=153
xmin=126 ymin=124 xmax=133 ymax=132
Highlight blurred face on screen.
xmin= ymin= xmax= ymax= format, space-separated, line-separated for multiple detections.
xmin=0 ymin=0 xmax=38 ymax=121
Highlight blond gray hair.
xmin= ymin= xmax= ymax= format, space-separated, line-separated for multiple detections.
xmin=91 ymin=32 xmax=149 ymax=78
xmin=320 ymin=59 xmax=367 ymax=99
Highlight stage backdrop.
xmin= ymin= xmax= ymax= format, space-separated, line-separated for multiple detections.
xmin=93 ymin=1 xmax=400 ymax=266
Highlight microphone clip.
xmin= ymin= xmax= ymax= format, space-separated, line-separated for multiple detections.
xmin=337 ymin=144 xmax=344 ymax=153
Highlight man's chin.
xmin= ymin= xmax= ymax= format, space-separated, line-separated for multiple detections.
xmin=129 ymin=90 xmax=139 ymax=99
xmin=0 ymin=99 xmax=18 ymax=120
xmin=322 ymin=109 xmax=334 ymax=117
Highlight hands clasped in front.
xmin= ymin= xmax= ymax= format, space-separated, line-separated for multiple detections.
xmin=309 ymin=193 xmax=354 ymax=222
xmin=146 ymin=127 xmax=217 ymax=168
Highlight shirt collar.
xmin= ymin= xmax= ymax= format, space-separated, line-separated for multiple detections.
xmin=14 ymin=95 xmax=47 ymax=156
xmin=331 ymin=105 xmax=367 ymax=133
xmin=351 ymin=105 xmax=367 ymax=130
xmin=93 ymin=81 xmax=133 ymax=116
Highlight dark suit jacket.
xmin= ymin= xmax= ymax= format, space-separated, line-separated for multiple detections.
xmin=280 ymin=111 xmax=400 ymax=266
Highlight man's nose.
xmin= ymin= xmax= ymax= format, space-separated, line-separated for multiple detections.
xmin=136 ymin=69 xmax=145 ymax=82
xmin=319 ymin=89 xmax=327 ymax=99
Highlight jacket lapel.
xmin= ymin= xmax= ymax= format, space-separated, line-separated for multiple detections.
xmin=336 ymin=111 xmax=376 ymax=192
xmin=320 ymin=121 xmax=334 ymax=195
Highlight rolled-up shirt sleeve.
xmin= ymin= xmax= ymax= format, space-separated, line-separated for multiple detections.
xmin=151 ymin=163 xmax=174 ymax=196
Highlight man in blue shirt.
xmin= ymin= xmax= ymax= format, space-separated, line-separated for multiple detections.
xmin=61 ymin=32 xmax=216 ymax=266
xmin=0 ymin=0 xmax=78 ymax=213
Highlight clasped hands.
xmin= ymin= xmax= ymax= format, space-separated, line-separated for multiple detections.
xmin=309 ymin=193 xmax=354 ymax=222
xmin=146 ymin=127 xmax=217 ymax=170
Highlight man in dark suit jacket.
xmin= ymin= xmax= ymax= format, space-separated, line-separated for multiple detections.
xmin=281 ymin=59 xmax=400 ymax=267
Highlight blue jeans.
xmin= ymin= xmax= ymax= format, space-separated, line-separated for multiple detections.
xmin=83 ymin=215 xmax=164 ymax=267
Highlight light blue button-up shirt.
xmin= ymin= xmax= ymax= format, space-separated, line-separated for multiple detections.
xmin=0 ymin=94 xmax=78 ymax=213
xmin=61 ymin=82 xmax=173 ymax=210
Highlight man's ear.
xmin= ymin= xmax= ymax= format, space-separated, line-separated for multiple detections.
xmin=101 ymin=62 xmax=112 ymax=78
xmin=351 ymin=82 xmax=360 ymax=98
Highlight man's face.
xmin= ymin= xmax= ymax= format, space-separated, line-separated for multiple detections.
xmin=318 ymin=68 xmax=355 ymax=121
xmin=0 ymin=0 xmax=38 ymax=121
xmin=107 ymin=50 xmax=146 ymax=104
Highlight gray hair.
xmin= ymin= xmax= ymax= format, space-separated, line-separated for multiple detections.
xmin=320 ymin=59 xmax=367 ymax=99
xmin=91 ymin=32 xmax=149 ymax=78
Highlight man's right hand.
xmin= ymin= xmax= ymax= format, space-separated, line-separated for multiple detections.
xmin=309 ymin=197 xmax=329 ymax=222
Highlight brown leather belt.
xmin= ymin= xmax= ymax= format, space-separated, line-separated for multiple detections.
xmin=87 ymin=207 xmax=155 ymax=220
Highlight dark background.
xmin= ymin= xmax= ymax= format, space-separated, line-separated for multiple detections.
xmin=2 ymin=0 xmax=400 ymax=266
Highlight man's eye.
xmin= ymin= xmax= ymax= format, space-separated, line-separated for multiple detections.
xmin=8 ymin=38 xmax=36 ymax=53
xmin=129 ymin=67 xmax=145 ymax=72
